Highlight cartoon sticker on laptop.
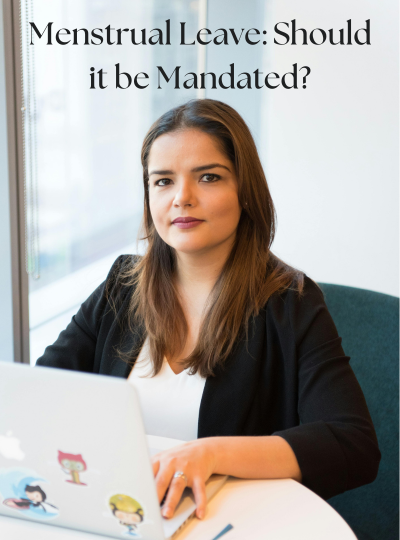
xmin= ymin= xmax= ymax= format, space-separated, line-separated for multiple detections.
xmin=0 ymin=467 xmax=59 ymax=520
xmin=58 ymin=451 xmax=87 ymax=486
xmin=109 ymin=494 xmax=144 ymax=537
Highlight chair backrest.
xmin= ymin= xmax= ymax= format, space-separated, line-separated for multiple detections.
xmin=319 ymin=283 xmax=399 ymax=540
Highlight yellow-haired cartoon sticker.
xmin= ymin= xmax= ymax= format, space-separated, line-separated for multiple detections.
xmin=109 ymin=494 xmax=144 ymax=537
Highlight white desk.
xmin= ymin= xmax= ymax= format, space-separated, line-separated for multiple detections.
xmin=0 ymin=435 xmax=356 ymax=540
xmin=177 ymin=477 xmax=356 ymax=540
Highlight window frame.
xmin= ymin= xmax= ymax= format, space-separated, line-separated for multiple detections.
xmin=2 ymin=0 xmax=30 ymax=364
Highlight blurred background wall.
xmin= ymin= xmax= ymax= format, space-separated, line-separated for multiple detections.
xmin=261 ymin=0 xmax=398 ymax=298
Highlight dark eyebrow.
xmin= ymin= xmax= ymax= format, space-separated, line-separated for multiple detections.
xmin=149 ymin=163 xmax=231 ymax=176
xmin=149 ymin=169 xmax=174 ymax=176
xmin=192 ymin=163 xmax=231 ymax=173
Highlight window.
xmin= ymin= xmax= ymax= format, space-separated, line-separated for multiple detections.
xmin=22 ymin=0 xmax=205 ymax=363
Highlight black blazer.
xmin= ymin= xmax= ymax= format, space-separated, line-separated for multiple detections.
xmin=36 ymin=255 xmax=381 ymax=501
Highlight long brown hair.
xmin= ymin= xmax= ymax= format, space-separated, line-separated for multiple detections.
xmin=115 ymin=98 xmax=304 ymax=377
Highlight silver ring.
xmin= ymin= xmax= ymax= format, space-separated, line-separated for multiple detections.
xmin=173 ymin=471 xmax=187 ymax=486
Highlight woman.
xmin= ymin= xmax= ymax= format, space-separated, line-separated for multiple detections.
xmin=37 ymin=98 xmax=380 ymax=521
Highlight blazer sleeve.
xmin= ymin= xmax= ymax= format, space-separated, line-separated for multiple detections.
xmin=273 ymin=275 xmax=381 ymax=500
xmin=35 ymin=254 xmax=132 ymax=372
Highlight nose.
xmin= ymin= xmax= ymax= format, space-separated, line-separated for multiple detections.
xmin=173 ymin=176 xmax=197 ymax=208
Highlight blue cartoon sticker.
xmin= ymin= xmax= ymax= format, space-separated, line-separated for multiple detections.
xmin=0 ymin=467 xmax=59 ymax=520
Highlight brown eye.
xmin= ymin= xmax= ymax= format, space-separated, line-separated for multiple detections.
xmin=201 ymin=173 xmax=221 ymax=182
xmin=154 ymin=178 xmax=171 ymax=186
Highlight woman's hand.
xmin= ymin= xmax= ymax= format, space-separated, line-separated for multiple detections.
xmin=151 ymin=435 xmax=302 ymax=520
xmin=151 ymin=439 xmax=216 ymax=520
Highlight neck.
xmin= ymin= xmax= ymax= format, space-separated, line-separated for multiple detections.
xmin=174 ymin=239 xmax=234 ymax=299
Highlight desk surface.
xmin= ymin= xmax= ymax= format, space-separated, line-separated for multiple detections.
xmin=0 ymin=435 xmax=356 ymax=540
xmin=178 ymin=477 xmax=356 ymax=540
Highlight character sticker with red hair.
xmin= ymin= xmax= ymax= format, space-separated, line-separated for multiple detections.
xmin=57 ymin=451 xmax=87 ymax=486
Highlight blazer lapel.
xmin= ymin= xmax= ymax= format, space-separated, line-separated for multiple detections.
xmin=198 ymin=309 xmax=267 ymax=438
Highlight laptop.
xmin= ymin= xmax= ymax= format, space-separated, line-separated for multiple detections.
xmin=0 ymin=361 xmax=227 ymax=539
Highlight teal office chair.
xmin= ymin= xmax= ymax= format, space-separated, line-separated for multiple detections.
xmin=318 ymin=283 xmax=399 ymax=540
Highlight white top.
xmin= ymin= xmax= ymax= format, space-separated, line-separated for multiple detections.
xmin=128 ymin=336 xmax=206 ymax=441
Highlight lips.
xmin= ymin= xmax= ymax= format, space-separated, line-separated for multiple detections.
xmin=172 ymin=217 xmax=204 ymax=224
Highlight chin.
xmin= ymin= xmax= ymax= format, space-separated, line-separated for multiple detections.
xmin=170 ymin=241 xmax=211 ymax=255
xmin=173 ymin=246 xmax=207 ymax=255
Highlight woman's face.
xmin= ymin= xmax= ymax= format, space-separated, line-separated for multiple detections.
xmin=147 ymin=129 xmax=242 ymax=256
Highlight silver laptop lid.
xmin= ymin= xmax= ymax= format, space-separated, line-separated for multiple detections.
xmin=0 ymin=361 xmax=166 ymax=540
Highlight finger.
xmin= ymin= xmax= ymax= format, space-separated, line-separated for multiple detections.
xmin=192 ymin=477 xmax=207 ymax=520
xmin=161 ymin=476 xmax=187 ymax=519
xmin=152 ymin=459 xmax=160 ymax=477
xmin=155 ymin=466 xmax=174 ymax=504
